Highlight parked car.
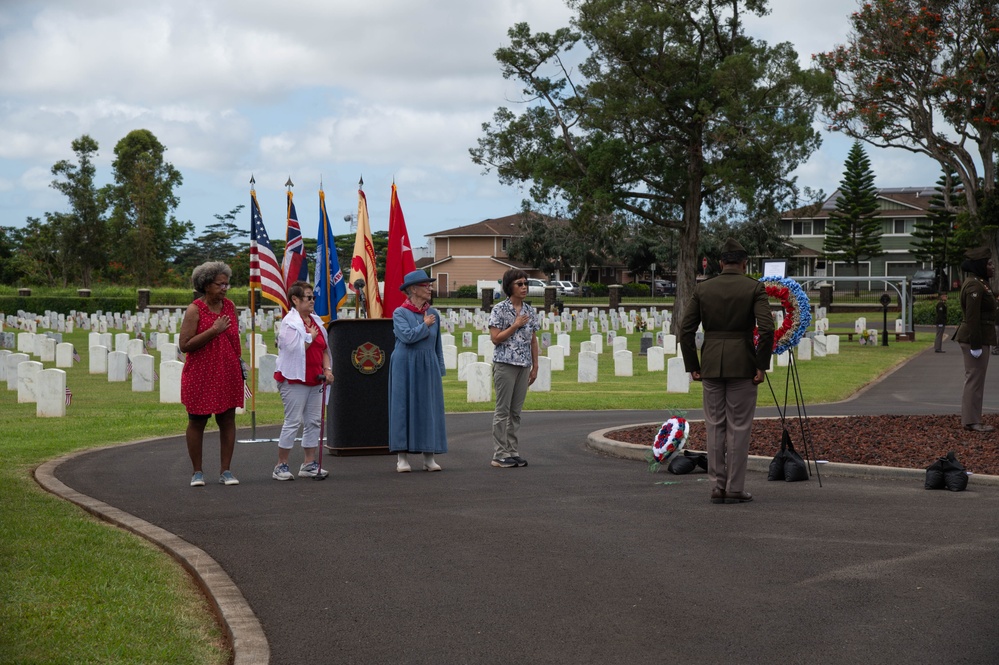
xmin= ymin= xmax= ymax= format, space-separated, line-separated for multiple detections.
xmin=549 ymin=280 xmax=581 ymax=296
xmin=495 ymin=278 xmax=547 ymax=299
xmin=641 ymin=279 xmax=677 ymax=296
xmin=911 ymin=269 xmax=939 ymax=294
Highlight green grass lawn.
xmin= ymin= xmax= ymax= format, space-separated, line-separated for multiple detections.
xmin=0 ymin=320 xmax=930 ymax=663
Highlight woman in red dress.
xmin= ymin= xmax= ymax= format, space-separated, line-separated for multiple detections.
xmin=179 ymin=261 xmax=244 ymax=487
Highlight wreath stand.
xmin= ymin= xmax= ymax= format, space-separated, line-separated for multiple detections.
xmin=764 ymin=353 xmax=822 ymax=487
xmin=758 ymin=277 xmax=823 ymax=487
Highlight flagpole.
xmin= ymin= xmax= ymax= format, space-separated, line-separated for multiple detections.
xmin=238 ymin=175 xmax=278 ymax=444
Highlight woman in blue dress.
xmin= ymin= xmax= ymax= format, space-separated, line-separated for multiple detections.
xmin=388 ymin=270 xmax=447 ymax=472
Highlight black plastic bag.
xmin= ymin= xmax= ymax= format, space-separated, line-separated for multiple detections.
xmin=768 ymin=429 xmax=809 ymax=482
xmin=667 ymin=451 xmax=707 ymax=475
xmin=942 ymin=451 xmax=968 ymax=491
xmin=924 ymin=458 xmax=945 ymax=490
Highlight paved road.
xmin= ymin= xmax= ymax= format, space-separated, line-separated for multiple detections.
xmin=50 ymin=339 xmax=999 ymax=664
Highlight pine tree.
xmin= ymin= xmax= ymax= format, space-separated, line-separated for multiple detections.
xmin=910 ymin=168 xmax=969 ymax=292
xmin=823 ymin=141 xmax=884 ymax=296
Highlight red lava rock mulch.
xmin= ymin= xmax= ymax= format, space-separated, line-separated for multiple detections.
xmin=604 ymin=415 xmax=999 ymax=476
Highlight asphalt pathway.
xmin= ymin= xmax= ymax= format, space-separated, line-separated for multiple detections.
xmin=50 ymin=338 xmax=999 ymax=664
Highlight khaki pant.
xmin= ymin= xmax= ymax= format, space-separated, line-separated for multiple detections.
xmin=960 ymin=343 xmax=991 ymax=426
xmin=702 ymin=377 xmax=758 ymax=494
xmin=492 ymin=362 xmax=531 ymax=459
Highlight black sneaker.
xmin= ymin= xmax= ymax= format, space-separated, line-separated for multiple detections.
xmin=511 ymin=456 xmax=528 ymax=467
xmin=490 ymin=458 xmax=517 ymax=468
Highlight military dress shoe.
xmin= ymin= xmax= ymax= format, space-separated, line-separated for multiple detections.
xmin=964 ymin=423 xmax=995 ymax=432
xmin=710 ymin=488 xmax=726 ymax=504
xmin=724 ymin=491 xmax=753 ymax=504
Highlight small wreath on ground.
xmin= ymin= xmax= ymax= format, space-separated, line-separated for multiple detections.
xmin=757 ymin=277 xmax=812 ymax=355
xmin=647 ymin=416 xmax=689 ymax=472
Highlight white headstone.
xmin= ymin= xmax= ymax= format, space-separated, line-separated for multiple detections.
xmin=776 ymin=350 xmax=790 ymax=366
xmin=826 ymin=334 xmax=840 ymax=355
xmin=114 ymin=332 xmax=130 ymax=353
xmin=99 ymin=332 xmax=112 ymax=350
xmin=477 ymin=335 xmax=494 ymax=359
xmin=90 ymin=345 xmax=109 ymax=374
xmin=558 ymin=333 xmax=572 ymax=356
xmin=17 ymin=332 xmax=32 ymax=353
xmin=529 ymin=356 xmax=551 ymax=392
xmin=107 ymin=351 xmax=128 ymax=382
xmin=613 ymin=336 xmax=628 ymax=353
xmin=441 ymin=333 xmax=455 ymax=348
xmin=131 ymin=353 xmax=156 ymax=392
xmin=126 ymin=338 xmax=145 ymax=359
xmin=812 ymin=334 xmax=827 ymax=357
xmin=0 ymin=349 xmax=9 ymax=382
xmin=443 ymin=344 xmax=458 ymax=370
xmin=160 ymin=360 xmax=184 ymax=403
xmin=18 ymin=360 xmax=43 ymax=403
xmin=589 ymin=333 xmax=603 ymax=354
xmin=55 ymin=342 xmax=75 ymax=368
xmin=666 ymin=356 xmax=690 ymax=393
xmin=661 ymin=334 xmax=677 ymax=355
xmin=546 ymin=344 xmax=565 ymax=371
xmin=466 ymin=362 xmax=493 ymax=402
xmin=613 ymin=350 xmax=633 ymax=377
xmin=855 ymin=317 xmax=867 ymax=333
xmin=35 ymin=369 xmax=66 ymax=418
xmin=160 ymin=342 xmax=181 ymax=363
xmin=155 ymin=332 xmax=171 ymax=350
xmin=6 ymin=352 xmax=29 ymax=390
xmin=895 ymin=318 xmax=904 ymax=333
xmin=457 ymin=351 xmax=478 ymax=381
xmin=36 ymin=368 xmax=67 ymax=417
xmin=577 ymin=351 xmax=598 ymax=383
xmin=580 ymin=341 xmax=596 ymax=355
xmin=797 ymin=338 xmax=812 ymax=361
xmin=38 ymin=337 xmax=56 ymax=363
xmin=89 ymin=332 xmax=101 ymax=349
xmin=257 ymin=354 xmax=278 ymax=393
xmin=646 ymin=346 xmax=665 ymax=372
xmin=254 ymin=343 xmax=268 ymax=367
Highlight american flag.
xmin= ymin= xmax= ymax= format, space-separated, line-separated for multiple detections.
xmin=65 ymin=387 xmax=72 ymax=406
xmin=72 ymin=346 xmax=81 ymax=363
xmin=243 ymin=382 xmax=252 ymax=402
xmin=126 ymin=358 xmax=132 ymax=375
xmin=281 ymin=190 xmax=308 ymax=289
xmin=249 ymin=190 xmax=290 ymax=312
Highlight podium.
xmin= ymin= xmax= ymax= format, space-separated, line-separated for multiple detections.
xmin=326 ymin=318 xmax=395 ymax=455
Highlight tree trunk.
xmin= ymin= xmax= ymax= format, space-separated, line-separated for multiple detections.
xmin=671 ymin=140 xmax=705 ymax=335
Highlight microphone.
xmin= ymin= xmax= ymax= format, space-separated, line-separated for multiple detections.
xmin=353 ymin=278 xmax=365 ymax=291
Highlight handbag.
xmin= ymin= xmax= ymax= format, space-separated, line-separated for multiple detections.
xmin=768 ymin=428 xmax=809 ymax=482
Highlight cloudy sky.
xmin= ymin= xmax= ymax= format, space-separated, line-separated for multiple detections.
xmin=0 ymin=0 xmax=946 ymax=250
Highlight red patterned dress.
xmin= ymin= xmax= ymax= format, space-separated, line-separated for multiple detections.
xmin=181 ymin=298 xmax=244 ymax=415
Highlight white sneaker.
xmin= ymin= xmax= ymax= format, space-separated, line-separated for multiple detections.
xmin=396 ymin=457 xmax=411 ymax=473
xmin=298 ymin=461 xmax=329 ymax=478
xmin=423 ymin=454 xmax=442 ymax=472
xmin=272 ymin=463 xmax=294 ymax=481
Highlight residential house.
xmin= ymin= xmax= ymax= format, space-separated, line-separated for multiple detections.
xmin=780 ymin=187 xmax=939 ymax=283
xmin=424 ymin=213 xmax=630 ymax=296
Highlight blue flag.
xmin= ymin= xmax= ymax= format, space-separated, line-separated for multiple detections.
xmin=314 ymin=189 xmax=347 ymax=322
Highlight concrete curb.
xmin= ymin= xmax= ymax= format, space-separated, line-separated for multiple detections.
xmin=33 ymin=439 xmax=270 ymax=665
xmin=587 ymin=421 xmax=999 ymax=487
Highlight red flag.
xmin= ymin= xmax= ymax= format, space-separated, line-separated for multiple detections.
xmin=382 ymin=183 xmax=418 ymax=316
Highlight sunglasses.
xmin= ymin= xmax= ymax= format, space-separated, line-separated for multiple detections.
xmin=298 ymin=295 xmax=315 ymax=301
xmin=513 ymin=281 xmax=528 ymax=287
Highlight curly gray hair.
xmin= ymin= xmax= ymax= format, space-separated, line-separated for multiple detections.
xmin=191 ymin=261 xmax=233 ymax=295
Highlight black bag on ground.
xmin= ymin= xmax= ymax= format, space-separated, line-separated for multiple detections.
xmin=667 ymin=451 xmax=708 ymax=475
xmin=943 ymin=451 xmax=969 ymax=492
xmin=924 ymin=458 xmax=945 ymax=490
xmin=768 ymin=429 xmax=809 ymax=482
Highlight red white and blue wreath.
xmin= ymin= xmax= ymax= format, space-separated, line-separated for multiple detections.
xmin=757 ymin=277 xmax=812 ymax=355
xmin=648 ymin=416 xmax=689 ymax=472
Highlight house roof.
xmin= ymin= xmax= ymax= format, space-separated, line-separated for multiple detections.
xmin=427 ymin=212 xmax=544 ymax=238
xmin=782 ymin=187 xmax=937 ymax=219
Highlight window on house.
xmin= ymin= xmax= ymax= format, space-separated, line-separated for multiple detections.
xmin=814 ymin=220 xmax=825 ymax=235
xmin=501 ymin=238 xmax=509 ymax=253
xmin=894 ymin=219 xmax=912 ymax=234
xmin=792 ymin=220 xmax=812 ymax=236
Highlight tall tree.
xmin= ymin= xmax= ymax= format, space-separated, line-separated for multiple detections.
xmin=105 ymin=129 xmax=191 ymax=284
xmin=911 ymin=167 xmax=971 ymax=291
xmin=823 ymin=141 xmax=884 ymax=296
xmin=471 ymin=0 xmax=829 ymax=330
xmin=49 ymin=135 xmax=107 ymax=287
xmin=815 ymin=0 xmax=999 ymax=258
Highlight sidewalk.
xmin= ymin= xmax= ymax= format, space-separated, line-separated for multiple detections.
xmin=40 ymin=342 xmax=999 ymax=664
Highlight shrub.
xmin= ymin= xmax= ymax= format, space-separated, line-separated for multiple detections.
xmin=620 ymin=282 xmax=651 ymax=297
xmin=583 ymin=282 xmax=607 ymax=297
xmin=913 ymin=299 xmax=962 ymax=325
xmin=453 ymin=284 xmax=478 ymax=298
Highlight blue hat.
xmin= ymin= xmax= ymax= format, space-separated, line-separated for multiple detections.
xmin=399 ymin=269 xmax=436 ymax=291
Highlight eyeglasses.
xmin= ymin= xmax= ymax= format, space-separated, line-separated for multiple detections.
xmin=513 ymin=281 xmax=528 ymax=287
xmin=212 ymin=282 xmax=230 ymax=289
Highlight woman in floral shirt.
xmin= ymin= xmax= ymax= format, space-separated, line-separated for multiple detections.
xmin=487 ymin=269 xmax=540 ymax=468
